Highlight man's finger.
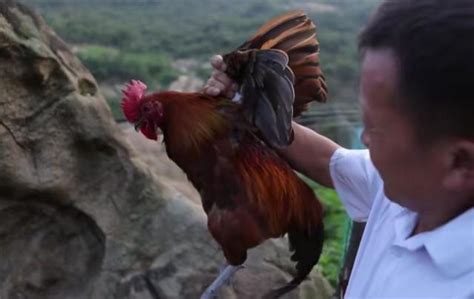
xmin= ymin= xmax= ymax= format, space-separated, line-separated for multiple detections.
xmin=212 ymin=70 xmax=233 ymax=87
xmin=204 ymin=79 xmax=227 ymax=95
xmin=203 ymin=82 xmax=221 ymax=96
xmin=208 ymin=78 xmax=227 ymax=91
xmin=210 ymin=55 xmax=226 ymax=72
xmin=205 ymin=86 xmax=220 ymax=96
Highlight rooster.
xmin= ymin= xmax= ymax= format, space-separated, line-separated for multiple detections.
xmin=121 ymin=11 xmax=328 ymax=298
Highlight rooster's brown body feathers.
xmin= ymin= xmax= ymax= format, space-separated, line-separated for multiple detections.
xmin=157 ymin=89 xmax=324 ymax=296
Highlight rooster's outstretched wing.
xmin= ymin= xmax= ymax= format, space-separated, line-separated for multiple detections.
xmin=238 ymin=10 xmax=328 ymax=116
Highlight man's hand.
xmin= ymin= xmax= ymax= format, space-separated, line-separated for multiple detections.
xmin=203 ymin=55 xmax=238 ymax=99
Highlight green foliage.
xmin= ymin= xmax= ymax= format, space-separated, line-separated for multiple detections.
xmin=77 ymin=45 xmax=179 ymax=86
xmin=316 ymin=187 xmax=349 ymax=288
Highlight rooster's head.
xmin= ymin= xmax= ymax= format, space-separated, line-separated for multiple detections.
xmin=121 ymin=80 xmax=164 ymax=140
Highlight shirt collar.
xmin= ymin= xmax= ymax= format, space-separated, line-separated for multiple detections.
xmin=392 ymin=206 xmax=474 ymax=277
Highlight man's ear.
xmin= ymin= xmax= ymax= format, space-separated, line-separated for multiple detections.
xmin=442 ymin=140 xmax=474 ymax=191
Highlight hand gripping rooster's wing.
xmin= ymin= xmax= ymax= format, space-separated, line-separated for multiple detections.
xmin=223 ymin=10 xmax=327 ymax=148
xmin=121 ymin=11 xmax=327 ymax=299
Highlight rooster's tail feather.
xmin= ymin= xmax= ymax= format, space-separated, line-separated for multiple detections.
xmin=264 ymin=222 xmax=324 ymax=298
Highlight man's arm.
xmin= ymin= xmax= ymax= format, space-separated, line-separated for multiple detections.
xmin=204 ymin=55 xmax=342 ymax=188
xmin=280 ymin=123 xmax=341 ymax=188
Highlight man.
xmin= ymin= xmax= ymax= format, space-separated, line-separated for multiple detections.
xmin=204 ymin=0 xmax=474 ymax=298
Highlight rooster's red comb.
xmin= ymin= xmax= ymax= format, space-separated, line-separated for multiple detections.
xmin=121 ymin=80 xmax=147 ymax=123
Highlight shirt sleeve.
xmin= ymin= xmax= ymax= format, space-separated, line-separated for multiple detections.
xmin=329 ymin=148 xmax=380 ymax=222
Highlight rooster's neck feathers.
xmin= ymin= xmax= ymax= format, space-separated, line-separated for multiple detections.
xmin=158 ymin=92 xmax=232 ymax=154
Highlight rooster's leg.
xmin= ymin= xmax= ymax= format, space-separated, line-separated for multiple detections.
xmin=200 ymin=265 xmax=243 ymax=299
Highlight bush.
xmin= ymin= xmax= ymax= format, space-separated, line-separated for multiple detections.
xmin=77 ymin=45 xmax=179 ymax=87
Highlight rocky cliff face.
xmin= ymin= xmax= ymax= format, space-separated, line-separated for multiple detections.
xmin=0 ymin=2 xmax=333 ymax=298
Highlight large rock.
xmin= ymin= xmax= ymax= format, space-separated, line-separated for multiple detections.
xmin=0 ymin=2 xmax=333 ymax=299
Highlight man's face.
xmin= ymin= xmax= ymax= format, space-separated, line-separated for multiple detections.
xmin=359 ymin=49 xmax=444 ymax=211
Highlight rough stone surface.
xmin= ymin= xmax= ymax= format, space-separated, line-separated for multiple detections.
xmin=0 ymin=2 xmax=333 ymax=298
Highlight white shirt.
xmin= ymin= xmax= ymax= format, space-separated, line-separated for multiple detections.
xmin=329 ymin=148 xmax=474 ymax=299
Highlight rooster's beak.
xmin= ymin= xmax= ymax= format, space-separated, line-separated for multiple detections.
xmin=134 ymin=117 xmax=144 ymax=131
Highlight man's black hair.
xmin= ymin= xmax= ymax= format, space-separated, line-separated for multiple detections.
xmin=359 ymin=0 xmax=474 ymax=141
